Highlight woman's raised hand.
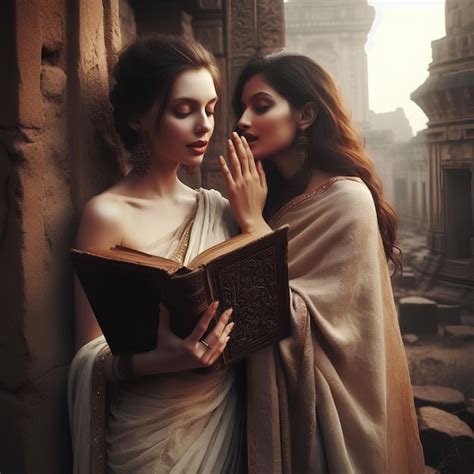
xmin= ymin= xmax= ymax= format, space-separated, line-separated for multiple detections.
xmin=148 ymin=301 xmax=234 ymax=373
xmin=218 ymin=132 xmax=271 ymax=235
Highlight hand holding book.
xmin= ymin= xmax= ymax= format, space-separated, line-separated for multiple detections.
xmin=130 ymin=301 xmax=235 ymax=376
xmin=71 ymin=226 xmax=291 ymax=370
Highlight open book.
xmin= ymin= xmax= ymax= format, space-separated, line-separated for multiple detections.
xmin=70 ymin=226 xmax=291 ymax=369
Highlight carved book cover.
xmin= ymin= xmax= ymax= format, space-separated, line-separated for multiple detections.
xmin=70 ymin=226 xmax=291 ymax=368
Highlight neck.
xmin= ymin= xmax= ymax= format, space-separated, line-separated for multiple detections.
xmin=128 ymin=160 xmax=182 ymax=199
xmin=271 ymin=147 xmax=302 ymax=180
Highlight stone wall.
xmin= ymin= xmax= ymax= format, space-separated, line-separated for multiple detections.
xmin=0 ymin=1 xmax=122 ymax=472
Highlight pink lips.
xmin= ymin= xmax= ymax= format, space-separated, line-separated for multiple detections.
xmin=187 ymin=140 xmax=208 ymax=156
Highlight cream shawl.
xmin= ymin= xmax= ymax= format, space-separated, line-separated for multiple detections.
xmin=247 ymin=177 xmax=425 ymax=473
xmin=68 ymin=188 xmax=242 ymax=474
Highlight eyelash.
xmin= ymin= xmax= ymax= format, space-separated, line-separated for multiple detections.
xmin=254 ymin=105 xmax=271 ymax=114
xmin=174 ymin=109 xmax=215 ymax=118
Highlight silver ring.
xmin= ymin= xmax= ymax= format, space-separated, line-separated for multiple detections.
xmin=199 ymin=338 xmax=212 ymax=350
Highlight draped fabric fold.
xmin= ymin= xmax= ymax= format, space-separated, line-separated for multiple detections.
xmin=68 ymin=188 xmax=242 ymax=474
xmin=247 ymin=177 xmax=425 ymax=474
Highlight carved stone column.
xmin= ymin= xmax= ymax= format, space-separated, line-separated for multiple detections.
xmin=411 ymin=0 xmax=474 ymax=308
xmin=193 ymin=0 xmax=285 ymax=193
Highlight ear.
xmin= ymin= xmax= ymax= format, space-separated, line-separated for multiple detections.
xmin=296 ymin=102 xmax=318 ymax=131
xmin=128 ymin=112 xmax=146 ymax=133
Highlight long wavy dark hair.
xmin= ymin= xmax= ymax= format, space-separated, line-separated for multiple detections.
xmin=232 ymin=52 xmax=401 ymax=274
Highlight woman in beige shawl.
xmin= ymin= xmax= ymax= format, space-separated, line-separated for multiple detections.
xmin=218 ymin=52 xmax=425 ymax=473
xmin=69 ymin=36 xmax=243 ymax=473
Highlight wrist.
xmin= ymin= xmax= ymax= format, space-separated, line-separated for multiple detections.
xmin=243 ymin=217 xmax=271 ymax=236
xmin=133 ymin=350 xmax=166 ymax=376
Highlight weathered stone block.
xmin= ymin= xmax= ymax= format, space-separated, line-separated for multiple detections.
xmin=40 ymin=65 xmax=66 ymax=101
xmin=398 ymin=296 xmax=438 ymax=335
xmin=399 ymin=271 xmax=416 ymax=289
xmin=437 ymin=304 xmax=461 ymax=326
xmin=418 ymin=406 xmax=474 ymax=471
xmin=413 ymin=385 xmax=467 ymax=413
xmin=443 ymin=325 xmax=474 ymax=342
xmin=402 ymin=334 xmax=419 ymax=344
xmin=458 ymin=407 xmax=474 ymax=431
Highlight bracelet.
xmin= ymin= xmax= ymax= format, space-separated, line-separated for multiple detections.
xmin=113 ymin=354 xmax=137 ymax=382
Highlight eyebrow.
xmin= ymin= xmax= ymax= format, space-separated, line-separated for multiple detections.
xmin=248 ymin=91 xmax=273 ymax=101
xmin=171 ymin=96 xmax=218 ymax=105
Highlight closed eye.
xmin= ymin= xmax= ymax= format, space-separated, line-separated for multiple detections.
xmin=254 ymin=104 xmax=271 ymax=114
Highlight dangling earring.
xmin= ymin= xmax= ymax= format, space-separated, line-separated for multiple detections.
xmin=295 ymin=130 xmax=309 ymax=166
xmin=129 ymin=143 xmax=151 ymax=176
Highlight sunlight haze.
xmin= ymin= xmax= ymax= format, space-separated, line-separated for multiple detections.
xmin=366 ymin=0 xmax=446 ymax=134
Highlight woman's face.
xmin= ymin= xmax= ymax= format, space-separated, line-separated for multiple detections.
xmin=140 ymin=68 xmax=218 ymax=169
xmin=237 ymin=74 xmax=298 ymax=160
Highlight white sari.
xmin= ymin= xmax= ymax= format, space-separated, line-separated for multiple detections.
xmin=68 ymin=188 xmax=243 ymax=474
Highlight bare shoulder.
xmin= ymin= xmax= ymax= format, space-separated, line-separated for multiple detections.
xmin=76 ymin=191 xmax=127 ymax=249
xmin=82 ymin=192 xmax=126 ymax=224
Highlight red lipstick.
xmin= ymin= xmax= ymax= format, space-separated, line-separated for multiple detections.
xmin=187 ymin=140 xmax=208 ymax=156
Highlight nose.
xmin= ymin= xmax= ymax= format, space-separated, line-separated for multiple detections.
xmin=237 ymin=108 xmax=251 ymax=131
xmin=195 ymin=110 xmax=212 ymax=136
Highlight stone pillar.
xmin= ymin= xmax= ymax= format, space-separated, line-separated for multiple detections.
xmin=185 ymin=0 xmax=285 ymax=193
xmin=0 ymin=0 xmax=122 ymax=472
xmin=411 ymin=0 xmax=474 ymax=308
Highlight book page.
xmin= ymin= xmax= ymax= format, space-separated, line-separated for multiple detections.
xmin=187 ymin=232 xmax=265 ymax=270
xmin=83 ymin=246 xmax=182 ymax=274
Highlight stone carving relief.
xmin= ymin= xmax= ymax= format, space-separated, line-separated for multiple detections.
xmin=231 ymin=0 xmax=257 ymax=58
xmin=257 ymin=0 xmax=284 ymax=53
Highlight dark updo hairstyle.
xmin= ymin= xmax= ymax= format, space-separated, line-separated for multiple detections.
xmin=232 ymin=52 xmax=401 ymax=274
xmin=110 ymin=34 xmax=220 ymax=151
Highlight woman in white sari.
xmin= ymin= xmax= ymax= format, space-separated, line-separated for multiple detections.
xmin=68 ymin=36 xmax=246 ymax=473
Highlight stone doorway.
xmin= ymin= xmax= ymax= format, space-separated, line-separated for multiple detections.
xmin=444 ymin=168 xmax=472 ymax=259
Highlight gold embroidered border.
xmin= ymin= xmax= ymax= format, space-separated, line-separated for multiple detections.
xmin=269 ymin=176 xmax=362 ymax=227
xmin=91 ymin=346 xmax=111 ymax=474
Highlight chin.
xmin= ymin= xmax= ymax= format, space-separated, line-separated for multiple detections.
xmin=182 ymin=155 xmax=204 ymax=167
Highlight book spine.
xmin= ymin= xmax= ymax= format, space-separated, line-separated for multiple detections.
xmin=203 ymin=266 xmax=226 ymax=370
xmin=163 ymin=269 xmax=210 ymax=339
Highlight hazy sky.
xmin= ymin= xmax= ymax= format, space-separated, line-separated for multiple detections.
xmin=366 ymin=0 xmax=446 ymax=134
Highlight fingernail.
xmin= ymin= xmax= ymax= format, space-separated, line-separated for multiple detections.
xmin=226 ymin=308 xmax=233 ymax=317
xmin=228 ymin=322 xmax=235 ymax=331
xmin=232 ymin=131 xmax=238 ymax=138
xmin=213 ymin=301 xmax=220 ymax=309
